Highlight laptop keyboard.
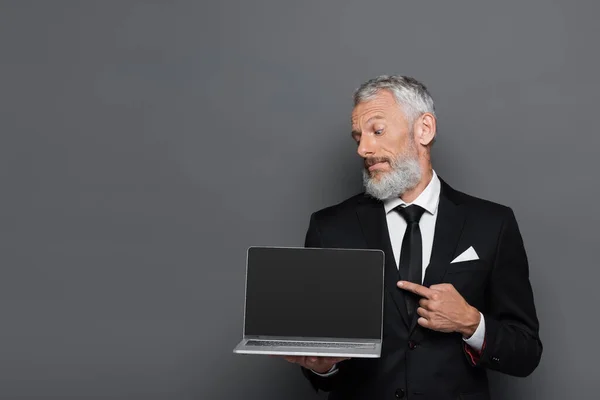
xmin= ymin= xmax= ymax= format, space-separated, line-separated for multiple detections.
xmin=246 ymin=340 xmax=375 ymax=349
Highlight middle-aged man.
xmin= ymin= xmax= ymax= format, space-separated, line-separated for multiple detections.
xmin=283 ymin=75 xmax=542 ymax=400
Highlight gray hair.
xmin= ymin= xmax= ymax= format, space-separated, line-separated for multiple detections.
xmin=353 ymin=75 xmax=436 ymax=125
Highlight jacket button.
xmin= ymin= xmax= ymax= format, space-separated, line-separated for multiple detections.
xmin=395 ymin=388 xmax=405 ymax=398
xmin=408 ymin=340 xmax=417 ymax=350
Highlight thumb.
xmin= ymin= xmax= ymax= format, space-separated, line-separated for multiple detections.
xmin=430 ymin=283 xmax=449 ymax=291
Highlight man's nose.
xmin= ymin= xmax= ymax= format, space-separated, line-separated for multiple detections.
xmin=357 ymin=134 xmax=376 ymax=158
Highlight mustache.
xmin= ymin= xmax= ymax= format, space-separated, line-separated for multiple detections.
xmin=364 ymin=157 xmax=391 ymax=168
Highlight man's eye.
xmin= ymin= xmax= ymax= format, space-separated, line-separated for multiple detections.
xmin=374 ymin=129 xmax=384 ymax=135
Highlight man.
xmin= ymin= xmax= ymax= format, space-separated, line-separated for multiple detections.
xmin=283 ymin=75 xmax=542 ymax=400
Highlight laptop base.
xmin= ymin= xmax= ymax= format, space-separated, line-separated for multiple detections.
xmin=233 ymin=337 xmax=381 ymax=358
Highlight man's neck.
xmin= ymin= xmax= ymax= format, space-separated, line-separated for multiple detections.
xmin=400 ymin=168 xmax=433 ymax=204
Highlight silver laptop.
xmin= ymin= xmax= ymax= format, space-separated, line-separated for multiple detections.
xmin=233 ymin=246 xmax=385 ymax=358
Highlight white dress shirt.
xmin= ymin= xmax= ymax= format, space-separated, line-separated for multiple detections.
xmin=384 ymin=169 xmax=440 ymax=281
xmin=313 ymin=170 xmax=485 ymax=377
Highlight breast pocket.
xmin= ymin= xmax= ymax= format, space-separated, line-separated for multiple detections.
xmin=446 ymin=260 xmax=487 ymax=274
xmin=443 ymin=260 xmax=490 ymax=306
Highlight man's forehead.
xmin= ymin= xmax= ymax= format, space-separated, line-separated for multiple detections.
xmin=351 ymin=91 xmax=398 ymax=124
xmin=352 ymin=105 xmax=390 ymax=126
xmin=351 ymin=113 xmax=386 ymax=127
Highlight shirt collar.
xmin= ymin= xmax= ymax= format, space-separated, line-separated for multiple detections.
xmin=383 ymin=170 xmax=441 ymax=215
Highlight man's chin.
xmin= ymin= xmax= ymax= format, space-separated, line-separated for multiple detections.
xmin=366 ymin=169 xmax=389 ymax=180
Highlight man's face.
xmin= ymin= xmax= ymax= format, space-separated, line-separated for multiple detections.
xmin=351 ymin=90 xmax=416 ymax=180
xmin=351 ymin=90 xmax=422 ymax=199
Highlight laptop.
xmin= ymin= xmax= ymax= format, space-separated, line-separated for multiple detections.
xmin=233 ymin=246 xmax=385 ymax=358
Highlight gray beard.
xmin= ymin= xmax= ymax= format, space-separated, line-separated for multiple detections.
xmin=362 ymin=149 xmax=422 ymax=201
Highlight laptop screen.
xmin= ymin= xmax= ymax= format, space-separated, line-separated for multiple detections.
xmin=244 ymin=247 xmax=384 ymax=340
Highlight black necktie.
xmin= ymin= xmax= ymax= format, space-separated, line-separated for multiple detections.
xmin=395 ymin=204 xmax=426 ymax=318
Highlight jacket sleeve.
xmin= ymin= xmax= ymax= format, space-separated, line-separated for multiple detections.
xmin=463 ymin=207 xmax=543 ymax=377
xmin=300 ymin=212 xmax=348 ymax=392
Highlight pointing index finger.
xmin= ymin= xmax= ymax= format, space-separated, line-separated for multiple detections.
xmin=397 ymin=281 xmax=436 ymax=298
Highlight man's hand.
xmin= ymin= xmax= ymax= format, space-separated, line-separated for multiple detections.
xmin=281 ymin=356 xmax=349 ymax=374
xmin=397 ymin=281 xmax=480 ymax=338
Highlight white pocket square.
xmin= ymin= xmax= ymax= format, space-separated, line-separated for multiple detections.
xmin=451 ymin=246 xmax=479 ymax=263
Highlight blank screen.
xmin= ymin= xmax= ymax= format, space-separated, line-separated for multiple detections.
xmin=244 ymin=247 xmax=384 ymax=339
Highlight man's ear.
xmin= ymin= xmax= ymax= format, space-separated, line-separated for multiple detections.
xmin=415 ymin=113 xmax=436 ymax=146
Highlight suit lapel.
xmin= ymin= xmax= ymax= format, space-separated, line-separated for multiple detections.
xmin=356 ymin=197 xmax=411 ymax=329
xmin=409 ymin=179 xmax=468 ymax=334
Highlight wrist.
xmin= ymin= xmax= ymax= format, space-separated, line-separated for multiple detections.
xmin=460 ymin=306 xmax=481 ymax=338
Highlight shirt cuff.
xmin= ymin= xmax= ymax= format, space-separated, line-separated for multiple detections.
xmin=311 ymin=364 xmax=338 ymax=377
xmin=462 ymin=312 xmax=485 ymax=352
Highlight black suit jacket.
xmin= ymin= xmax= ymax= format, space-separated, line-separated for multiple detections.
xmin=301 ymin=178 xmax=542 ymax=400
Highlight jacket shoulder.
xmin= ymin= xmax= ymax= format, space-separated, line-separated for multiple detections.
xmin=310 ymin=192 xmax=369 ymax=222
xmin=445 ymin=180 xmax=514 ymax=219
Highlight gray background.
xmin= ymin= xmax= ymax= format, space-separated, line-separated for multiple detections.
xmin=0 ymin=0 xmax=597 ymax=399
